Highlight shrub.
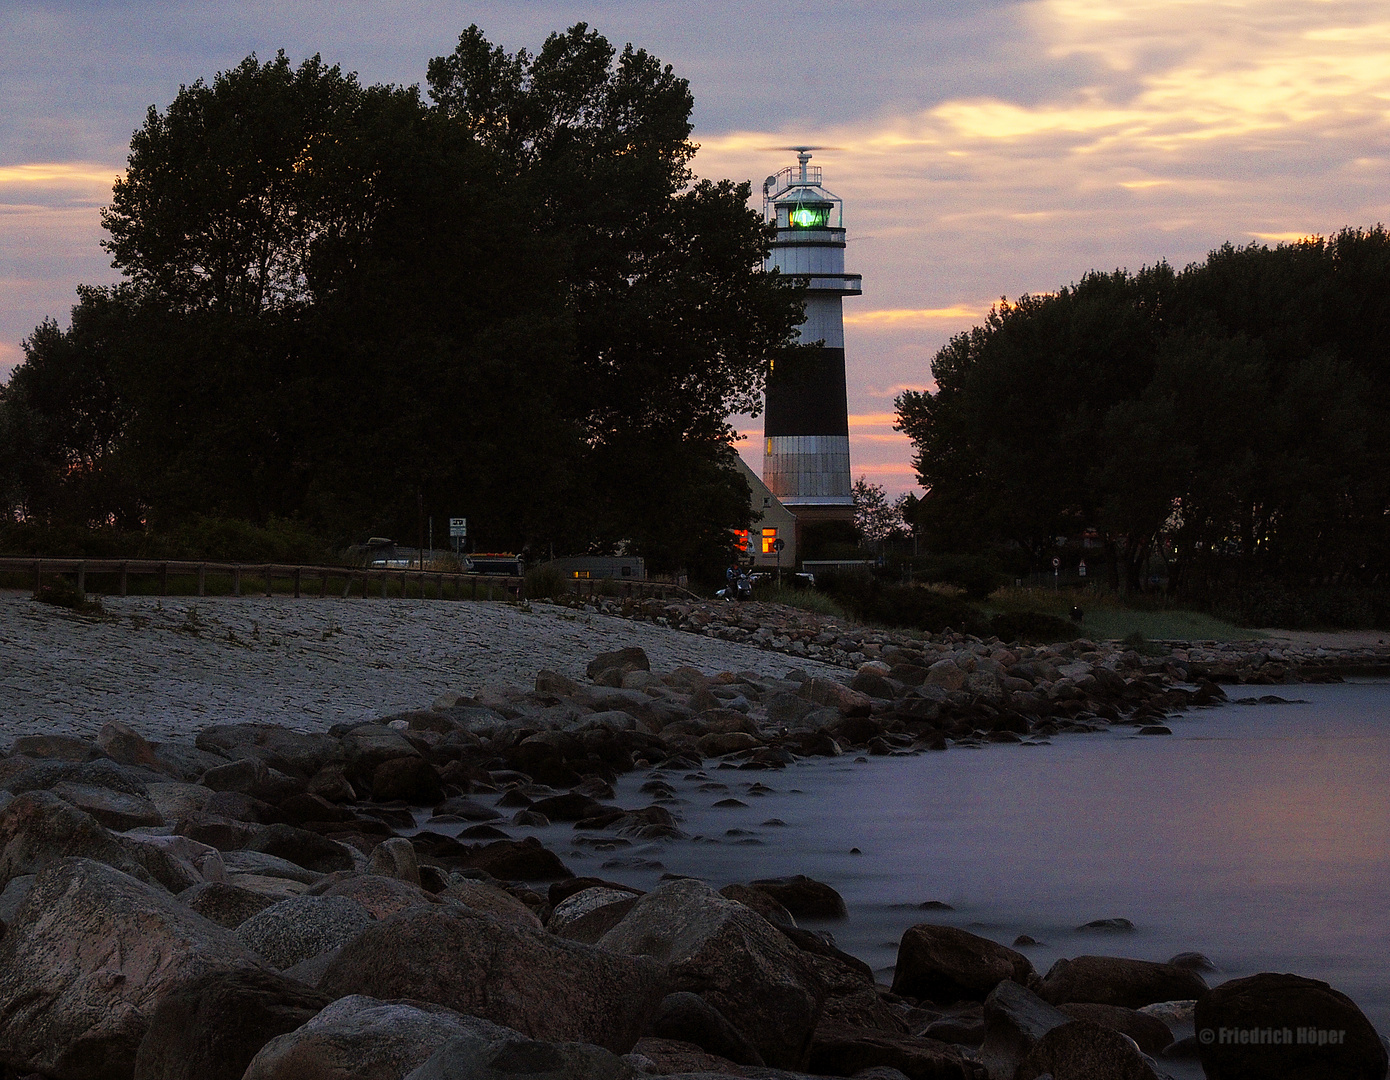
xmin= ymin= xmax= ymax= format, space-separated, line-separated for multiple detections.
xmin=524 ymin=562 xmax=566 ymax=599
xmin=919 ymin=555 xmax=1007 ymax=601
xmin=35 ymin=575 xmax=103 ymax=615
xmin=1210 ymin=584 xmax=1386 ymax=630
xmin=823 ymin=577 xmax=988 ymax=635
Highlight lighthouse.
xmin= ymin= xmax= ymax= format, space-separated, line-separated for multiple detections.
xmin=762 ymin=149 xmax=862 ymax=530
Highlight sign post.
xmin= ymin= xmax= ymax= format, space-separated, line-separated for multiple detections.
xmin=1052 ymin=556 xmax=1060 ymax=590
xmin=772 ymin=537 xmax=785 ymax=585
xmin=449 ymin=518 xmax=467 ymax=557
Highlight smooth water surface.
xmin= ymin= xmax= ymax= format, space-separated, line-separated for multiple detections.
xmin=448 ymin=682 xmax=1390 ymax=1031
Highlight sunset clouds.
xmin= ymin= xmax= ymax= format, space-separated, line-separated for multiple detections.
xmin=3 ymin=1 xmax=1387 ymax=493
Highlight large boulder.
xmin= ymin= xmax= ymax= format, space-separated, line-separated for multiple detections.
xmin=247 ymin=824 xmax=356 ymax=874
xmin=1013 ymin=1018 xmax=1163 ymax=1079
xmin=747 ymin=874 xmax=847 ymax=920
xmin=798 ymin=678 xmax=873 ymax=717
xmin=194 ymin=724 xmax=342 ymax=778
xmin=407 ymin=1031 xmax=635 ymax=1080
xmin=587 ymin=647 xmax=651 ymax=682
xmin=1040 ymin=955 xmax=1208 ymax=1010
xmin=0 ymin=789 xmax=188 ymax=891
xmin=1058 ymin=1002 xmax=1173 ymax=1055
xmin=647 ymin=992 xmax=764 ymax=1067
xmin=371 ymin=756 xmax=444 ymax=804
xmin=200 ymin=759 xmax=302 ymax=803
xmin=319 ymin=904 xmax=665 ymax=1053
xmin=440 ymin=879 xmax=544 ymax=930
xmin=179 ymin=881 xmax=278 ymax=929
xmin=807 ymin=1025 xmax=985 ymax=1080
xmin=0 ymin=858 xmax=268 ymax=1080
xmin=243 ymin=995 xmax=511 ymax=1080
xmin=312 ymin=872 xmax=440 ymax=919
xmin=1194 ymin=971 xmax=1389 ymax=1080
xmin=598 ymin=878 xmax=825 ymax=1068
xmin=52 ymin=780 xmax=165 ymax=830
xmin=977 ymin=979 xmax=1070 ymax=1080
xmin=455 ymin=836 xmax=574 ymax=880
xmin=891 ymin=925 xmax=1036 ymax=1004
xmin=235 ymin=895 xmax=375 ymax=969
xmin=131 ymin=968 xmax=332 ymax=1080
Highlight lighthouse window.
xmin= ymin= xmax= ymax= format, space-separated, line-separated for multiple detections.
xmin=789 ymin=206 xmax=830 ymax=228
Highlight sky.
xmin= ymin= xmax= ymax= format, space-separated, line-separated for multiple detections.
xmin=3 ymin=1 xmax=1388 ymax=495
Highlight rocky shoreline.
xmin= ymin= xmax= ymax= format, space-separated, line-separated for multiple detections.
xmin=0 ymin=646 xmax=1385 ymax=1080
xmin=554 ymin=595 xmax=1390 ymax=685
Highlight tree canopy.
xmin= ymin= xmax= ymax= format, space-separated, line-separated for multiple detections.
xmin=896 ymin=230 xmax=1390 ymax=620
xmin=0 ymin=30 xmax=804 ymax=577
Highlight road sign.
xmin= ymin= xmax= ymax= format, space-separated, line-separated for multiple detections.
xmin=449 ymin=518 xmax=467 ymax=539
xmin=1051 ymin=557 xmax=1060 ymax=569
xmin=1078 ymin=559 xmax=1087 ymax=577
xmin=772 ymin=538 xmax=785 ymax=552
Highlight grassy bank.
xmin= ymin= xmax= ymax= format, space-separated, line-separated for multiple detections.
xmin=985 ymin=586 xmax=1259 ymax=641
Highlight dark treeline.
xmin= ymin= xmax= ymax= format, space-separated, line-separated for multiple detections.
xmin=0 ymin=27 xmax=804 ymax=579
xmin=896 ymin=230 xmax=1390 ymax=627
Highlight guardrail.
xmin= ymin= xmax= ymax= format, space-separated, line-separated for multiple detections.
xmin=0 ymin=557 xmax=698 ymax=604
xmin=0 ymin=557 xmax=523 ymax=601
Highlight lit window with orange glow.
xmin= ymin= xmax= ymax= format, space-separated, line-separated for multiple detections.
xmin=733 ymin=530 xmax=750 ymax=554
xmin=761 ymin=528 xmax=778 ymax=554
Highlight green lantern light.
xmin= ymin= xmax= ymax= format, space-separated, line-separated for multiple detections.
xmin=789 ymin=206 xmax=829 ymax=228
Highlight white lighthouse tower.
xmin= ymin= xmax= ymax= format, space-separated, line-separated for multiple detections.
xmin=762 ymin=149 xmax=862 ymax=529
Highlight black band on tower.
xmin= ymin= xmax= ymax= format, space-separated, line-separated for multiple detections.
xmin=765 ymin=348 xmax=850 ymax=437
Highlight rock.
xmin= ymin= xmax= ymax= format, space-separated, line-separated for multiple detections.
xmin=195 ymin=724 xmax=342 ymax=778
xmin=1167 ymin=951 xmax=1216 ymax=973
xmin=1014 ymin=1018 xmax=1162 ymax=1079
xmin=599 ymin=878 xmax=824 ymax=1068
xmin=925 ymin=661 xmax=967 ymax=692
xmin=147 ymin=781 xmax=213 ymax=822
xmin=1076 ymin=918 xmax=1135 ymax=933
xmin=312 ymin=872 xmax=440 ymax=918
xmin=279 ymin=792 xmax=356 ymax=825
xmin=718 ymin=883 xmax=796 ymax=928
xmin=1040 ymin=955 xmax=1208 ymax=1009
xmin=748 ymin=874 xmax=848 ymax=920
xmin=627 ymin=1036 xmax=745 ymax=1076
xmin=371 ymin=756 xmax=444 ymax=804
xmin=205 ymin=789 xmax=285 ymax=824
xmin=648 ymin=991 xmax=765 ymax=1066
xmin=406 ymin=1030 xmax=636 ymax=1080
xmin=0 ymin=858 xmax=267 ymax=1079
xmin=340 ymin=725 xmax=421 ymax=784
xmin=4 ymin=756 xmax=153 ymax=797
xmin=52 ymin=779 xmax=166 ymax=830
xmin=1057 ymin=1003 xmax=1173 ymax=1055
xmin=977 ymin=979 xmax=1070 ymax=1080
xmin=221 ymin=849 xmax=326 ymax=885
xmin=131 ymin=968 xmax=332 ymax=1080
xmin=10 ymin=734 xmax=100 ymax=761
xmin=434 ymin=795 xmax=504 ymax=821
xmin=456 ymin=836 xmax=574 ymax=880
xmin=248 ymin=823 xmax=356 ymax=874
xmin=0 ymin=874 xmax=33 ymax=923
xmin=807 ymin=1024 xmax=984 ymax=1080
xmin=550 ymin=887 xmax=640 ymax=931
xmin=550 ymin=895 xmax=639 ymax=945
xmin=765 ymin=692 xmax=816 ymax=725
xmin=367 ymin=836 xmax=421 ymax=885
xmin=243 ymin=994 xmax=513 ymax=1080
xmin=97 ymin=720 xmax=170 ymax=775
xmin=307 ymin=764 xmax=358 ymax=802
xmin=799 ymin=678 xmax=873 ymax=717
xmin=440 ymin=879 xmax=545 ymax=930
xmin=320 ymin=903 xmax=665 ymax=1053
xmin=891 ymin=924 xmax=1036 ymax=1004
xmin=179 ymin=881 xmax=278 ymax=928
xmin=235 ymin=894 xmax=375 ymax=969
xmin=201 ymin=758 xmax=302 ymax=803
xmin=0 ymin=789 xmax=184 ymax=891
xmin=588 ymin=647 xmax=651 ymax=681
xmin=530 ymin=793 xmax=611 ymax=822
xmin=698 ymin=731 xmax=761 ymax=756
xmin=1194 ymin=971 xmax=1389 ymax=1080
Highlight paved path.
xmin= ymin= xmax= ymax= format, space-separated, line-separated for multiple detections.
xmin=0 ymin=592 xmax=838 ymax=743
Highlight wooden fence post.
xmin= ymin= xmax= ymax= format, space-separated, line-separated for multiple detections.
xmin=119 ymin=562 xmax=128 ymax=596
xmin=32 ymin=560 xmax=42 ymax=599
xmin=321 ymin=571 xmax=328 ymax=597
xmin=159 ymin=563 xmax=168 ymax=596
xmin=197 ymin=564 xmax=206 ymax=597
xmin=232 ymin=566 xmax=241 ymax=597
xmin=76 ymin=562 xmax=86 ymax=596
xmin=264 ymin=565 xmax=273 ymax=597
xmin=293 ymin=567 xmax=301 ymax=599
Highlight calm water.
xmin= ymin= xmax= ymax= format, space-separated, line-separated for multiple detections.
xmin=444 ymin=682 xmax=1390 ymax=1034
